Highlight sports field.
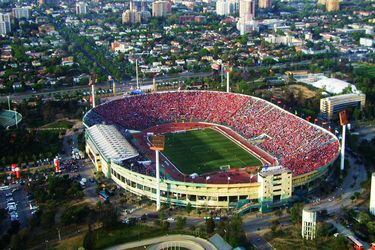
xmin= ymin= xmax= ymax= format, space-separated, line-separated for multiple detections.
xmin=163 ymin=128 xmax=262 ymax=175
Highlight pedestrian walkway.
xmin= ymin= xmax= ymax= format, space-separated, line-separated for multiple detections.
xmin=105 ymin=234 xmax=217 ymax=250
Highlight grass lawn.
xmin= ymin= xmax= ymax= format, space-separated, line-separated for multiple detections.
xmin=93 ymin=225 xmax=165 ymax=249
xmin=163 ymin=128 xmax=262 ymax=175
xmin=56 ymin=234 xmax=84 ymax=250
xmin=43 ymin=120 xmax=74 ymax=129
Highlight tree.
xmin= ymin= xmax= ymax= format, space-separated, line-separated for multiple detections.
xmin=10 ymin=234 xmax=21 ymax=250
xmin=206 ymin=217 xmax=215 ymax=234
xmin=358 ymin=211 xmax=371 ymax=224
xmin=185 ymin=203 xmax=192 ymax=214
xmin=41 ymin=208 xmax=55 ymax=228
xmin=270 ymin=219 xmax=280 ymax=234
xmin=275 ymin=209 xmax=283 ymax=217
xmin=161 ymin=220 xmax=170 ymax=231
xmin=289 ymin=203 xmax=304 ymax=224
xmin=176 ymin=216 xmax=186 ymax=230
xmin=83 ymin=224 xmax=94 ymax=250
xmin=100 ymin=204 xmax=118 ymax=229
xmin=327 ymin=235 xmax=348 ymax=249
xmin=227 ymin=215 xmax=246 ymax=246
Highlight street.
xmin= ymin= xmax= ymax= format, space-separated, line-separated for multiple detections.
xmin=0 ymin=71 xmax=212 ymax=102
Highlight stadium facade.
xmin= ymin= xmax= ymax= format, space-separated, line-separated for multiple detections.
xmin=83 ymin=91 xmax=340 ymax=213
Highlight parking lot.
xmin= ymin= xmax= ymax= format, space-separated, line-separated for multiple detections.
xmin=0 ymin=184 xmax=33 ymax=232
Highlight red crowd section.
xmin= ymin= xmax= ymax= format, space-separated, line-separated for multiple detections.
xmin=89 ymin=91 xmax=340 ymax=178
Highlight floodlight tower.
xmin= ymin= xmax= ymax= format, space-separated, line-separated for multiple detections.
xmin=150 ymin=135 xmax=165 ymax=211
xmin=135 ymin=59 xmax=139 ymax=89
xmin=7 ymin=96 xmax=11 ymax=110
xmin=339 ymin=110 xmax=349 ymax=171
xmin=151 ymin=72 xmax=158 ymax=92
xmin=14 ymin=108 xmax=18 ymax=129
xmin=225 ymin=64 xmax=232 ymax=93
xmin=89 ymin=73 xmax=97 ymax=108
xmin=108 ymin=75 xmax=116 ymax=96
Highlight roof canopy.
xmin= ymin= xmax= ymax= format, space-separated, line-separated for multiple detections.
xmin=87 ymin=124 xmax=139 ymax=163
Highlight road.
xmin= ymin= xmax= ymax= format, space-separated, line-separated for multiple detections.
xmin=328 ymin=220 xmax=371 ymax=250
xmin=0 ymin=72 xmax=212 ymax=102
xmin=247 ymin=232 xmax=273 ymax=250
xmin=242 ymin=152 xmax=368 ymax=249
xmin=308 ymin=154 xmax=367 ymax=215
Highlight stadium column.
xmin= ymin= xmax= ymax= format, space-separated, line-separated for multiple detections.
xmin=340 ymin=124 xmax=346 ymax=171
xmin=156 ymin=150 xmax=161 ymax=211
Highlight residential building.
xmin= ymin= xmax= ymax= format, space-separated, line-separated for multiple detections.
xmin=0 ymin=21 xmax=10 ymax=35
xmin=359 ymin=38 xmax=374 ymax=47
xmin=320 ymin=93 xmax=366 ymax=120
xmin=239 ymin=0 xmax=255 ymax=22
xmin=216 ymin=0 xmax=238 ymax=16
xmin=152 ymin=0 xmax=171 ymax=17
xmin=122 ymin=0 xmax=150 ymax=23
xmin=237 ymin=19 xmax=258 ymax=35
xmin=258 ymin=0 xmax=271 ymax=8
xmin=76 ymin=2 xmax=88 ymax=15
xmin=0 ymin=13 xmax=11 ymax=35
xmin=326 ymin=0 xmax=339 ymax=12
xmin=302 ymin=208 xmax=317 ymax=240
xmin=12 ymin=7 xmax=31 ymax=19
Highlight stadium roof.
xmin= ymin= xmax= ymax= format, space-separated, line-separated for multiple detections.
xmin=87 ymin=124 xmax=139 ymax=162
xmin=310 ymin=77 xmax=358 ymax=94
xmin=209 ymin=234 xmax=232 ymax=250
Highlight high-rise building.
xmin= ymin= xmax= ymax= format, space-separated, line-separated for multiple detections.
xmin=258 ymin=0 xmax=271 ymax=8
xmin=122 ymin=0 xmax=150 ymax=24
xmin=302 ymin=208 xmax=317 ymax=240
xmin=320 ymin=93 xmax=366 ymax=120
xmin=370 ymin=173 xmax=375 ymax=215
xmin=0 ymin=13 xmax=11 ymax=35
xmin=0 ymin=13 xmax=12 ymax=23
xmin=12 ymin=7 xmax=31 ymax=19
xmin=326 ymin=0 xmax=339 ymax=12
xmin=239 ymin=0 xmax=255 ymax=22
xmin=152 ymin=0 xmax=171 ymax=17
xmin=76 ymin=2 xmax=88 ymax=15
xmin=216 ymin=0 xmax=238 ymax=16
xmin=237 ymin=0 xmax=256 ymax=35
xmin=0 ymin=22 xmax=9 ymax=35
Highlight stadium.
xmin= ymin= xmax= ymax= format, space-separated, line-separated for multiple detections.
xmin=83 ymin=91 xmax=340 ymax=213
xmin=0 ymin=109 xmax=22 ymax=129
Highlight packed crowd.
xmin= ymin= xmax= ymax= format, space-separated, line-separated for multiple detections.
xmin=85 ymin=91 xmax=340 ymax=176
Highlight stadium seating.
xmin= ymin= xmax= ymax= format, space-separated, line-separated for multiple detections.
xmin=85 ymin=91 xmax=340 ymax=176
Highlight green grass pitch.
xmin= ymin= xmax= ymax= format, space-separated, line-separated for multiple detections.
xmin=163 ymin=128 xmax=262 ymax=175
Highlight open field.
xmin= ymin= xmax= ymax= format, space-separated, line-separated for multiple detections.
xmin=163 ymin=128 xmax=262 ymax=175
